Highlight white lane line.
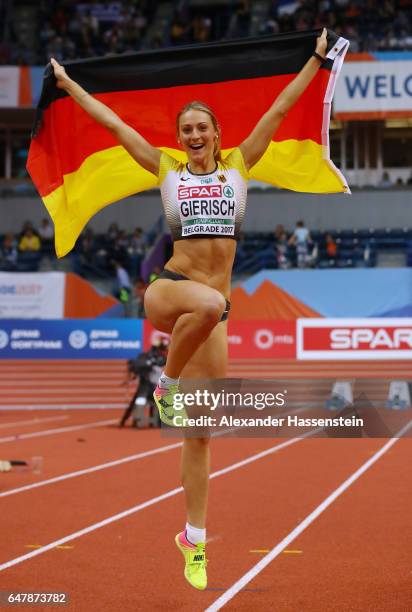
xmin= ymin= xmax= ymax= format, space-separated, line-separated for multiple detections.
xmin=0 ymin=416 xmax=68 ymax=430
xmin=0 ymin=406 xmax=313 ymax=498
xmin=205 ymin=419 xmax=412 ymax=612
xmin=0 ymin=442 xmax=183 ymax=498
xmin=0 ymin=419 xmax=118 ymax=444
xmin=0 ymin=435 xmax=310 ymax=572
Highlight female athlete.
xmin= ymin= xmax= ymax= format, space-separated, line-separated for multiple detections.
xmin=51 ymin=28 xmax=327 ymax=591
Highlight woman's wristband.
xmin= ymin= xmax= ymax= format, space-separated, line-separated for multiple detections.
xmin=313 ymin=51 xmax=327 ymax=64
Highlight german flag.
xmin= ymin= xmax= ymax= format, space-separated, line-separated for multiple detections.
xmin=27 ymin=30 xmax=350 ymax=258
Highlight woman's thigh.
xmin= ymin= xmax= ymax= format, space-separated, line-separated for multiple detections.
xmin=181 ymin=321 xmax=228 ymax=379
xmin=144 ymin=279 xmax=226 ymax=333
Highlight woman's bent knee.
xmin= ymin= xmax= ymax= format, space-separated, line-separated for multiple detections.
xmin=196 ymin=293 xmax=226 ymax=326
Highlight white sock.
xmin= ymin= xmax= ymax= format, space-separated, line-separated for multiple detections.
xmin=185 ymin=522 xmax=206 ymax=545
xmin=158 ymin=371 xmax=179 ymax=389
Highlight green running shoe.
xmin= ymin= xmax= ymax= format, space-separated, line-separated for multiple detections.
xmin=153 ymin=384 xmax=188 ymax=427
xmin=175 ymin=531 xmax=207 ymax=590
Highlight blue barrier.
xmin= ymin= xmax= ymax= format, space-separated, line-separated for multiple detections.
xmin=0 ymin=319 xmax=143 ymax=359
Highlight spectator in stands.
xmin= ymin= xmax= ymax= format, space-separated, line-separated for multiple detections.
xmin=113 ymin=260 xmax=132 ymax=314
xmin=325 ymin=232 xmax=338 ymax=264
xmin=192 ymin=15 xmax=212 ymax=43
xmin=309 ymin=241 xmax=319 ymax=268
xmin=378 ymin=171 xmax=393 ymax=188
xmin=106 ymin=222 xmax=119 ymax=245
xmin=116 ymin=229 xmax=129 ymax=250
xmin=19 ymin=220 xmax=37 ymax=240
xmin=39 ymin=21 xmax=57 ymax=55
xmin=103 ymin=24 xmax=125 ymax=55
xmin=325 ymin=233 xmax=338 ymax=259
xmin=71 ymin=227 xmax=97 ymax=276
xmin=0 ymin=234 xmax=18 ymax=270
xmin=129 ymin=227 xmax=146 ymax=279
xmin=260 ymin=15 xmax=279 ymax=36
xmin=109 ymin=234 xmax=129 ymax=268
xmin=289 ymin=219 xmax=312 ymax=268
xmin=19 ymin=228 xmax=41 ymax=252
xmin=120 ymin=9 xmax=147 ymax=50
xmin=130 ymin=227 xmax=146 ymax=253
xmin=81 ymin=227 xmax=95 ymax=255
xmin=274 ymin=223 xmax=285 ymax=242
xmin=51 ymin=6 xmax=69 ymax=37
xmin=170 ymin=14 xmax=191 ymax=46
xmin=80 ymin=9 xmax=100 ymax=48
xmin=228 ymin=0 xmax=251 ymax=38
xmin=38 ymin=217 xmax=54 ymax=253
xmin=276 ymin=230 xmax=291 ymax=270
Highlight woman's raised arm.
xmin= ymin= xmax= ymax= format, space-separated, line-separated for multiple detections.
xmin=239 ymin=28 xmax=328 ymax=171
xmin=50 ymin=58 xmax=161 ymax=176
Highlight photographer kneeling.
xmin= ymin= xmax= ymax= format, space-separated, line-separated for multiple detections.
xmin=119 ymin=340 xmax=168 ymax=428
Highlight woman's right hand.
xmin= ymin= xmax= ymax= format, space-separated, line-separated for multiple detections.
xmin=315 ymin=28 xmax=328 ymax=59
xmin=50 ymin=57 xmax=71 ymax=90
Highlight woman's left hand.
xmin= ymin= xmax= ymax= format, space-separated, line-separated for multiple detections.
xmin=315 ymin=28 xmax=328 ymax=59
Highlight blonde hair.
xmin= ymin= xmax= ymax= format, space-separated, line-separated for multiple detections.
xmin=176 ymin=101 xmax=222 ymax=163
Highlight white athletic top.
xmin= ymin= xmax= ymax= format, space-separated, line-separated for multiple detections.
xmin=157 ymin=148 xmax=249 ymax=241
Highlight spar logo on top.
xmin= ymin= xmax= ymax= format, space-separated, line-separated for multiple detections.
xmin=334 ymin=52 xmax=412 ymax=119
xmin=297 ymin=318 xmax=412 ymax=360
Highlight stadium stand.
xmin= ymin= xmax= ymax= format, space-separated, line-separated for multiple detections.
xmin=1 ymin=0 xmax=411 ymax=67
xmin=5 ymin=224 xmax=412 ymax=278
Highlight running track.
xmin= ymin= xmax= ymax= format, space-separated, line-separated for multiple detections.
xmin=0 ymin=360 xmax=411 ymax=611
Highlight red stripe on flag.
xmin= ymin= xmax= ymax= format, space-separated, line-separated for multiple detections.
xmin=28 ymin=70 xmax=329 ymax=197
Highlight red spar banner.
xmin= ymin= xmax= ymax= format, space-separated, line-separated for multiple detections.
xmin=297 ymin=318 xmax=412 ymax=360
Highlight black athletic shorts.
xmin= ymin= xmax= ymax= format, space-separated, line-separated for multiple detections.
xmin=152 ymin=268 xmax=230 ymax=322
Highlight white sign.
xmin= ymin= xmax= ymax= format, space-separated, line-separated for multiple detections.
xmin=297 ymin=318 xmax=412 ymax=360
xmin=0 ymin=273 xmax=65 ymax=319
xmin=334 ymin=60 xmax=412 ymax=117
xmin=0 ymin=67 xmax=19 ymax=108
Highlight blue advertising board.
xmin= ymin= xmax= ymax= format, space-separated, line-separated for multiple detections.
xmin=0 ymin=319 xmax=142 ymax=359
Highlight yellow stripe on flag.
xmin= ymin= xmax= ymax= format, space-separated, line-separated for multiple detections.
xmin=251 ymin=140 xmax=348 ymax=193
xmin=44 ymin=141 xmax=347 ymax=258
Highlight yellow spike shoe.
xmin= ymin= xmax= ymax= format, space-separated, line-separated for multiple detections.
xmin=175 ymin=531 xmax=207 ymax=590
xmin=153 ymin=384 xmax=188 ymax=427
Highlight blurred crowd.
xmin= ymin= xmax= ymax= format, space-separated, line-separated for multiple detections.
xmin=0 ymin=220 xmax=150 ymax=272
xmin=0 ymin=219 xmax=54 ymax=272
xmin=261 ymin=0 xmax=412 ymax=53
xmin=2 ymin=217 xmax=402 ymax=314
xmin=0 ymin=217 xmax=320 ymax=288
xmin=2 ymin=0 xmax=412 ymax=66
xmin=0 ymin=219 xmax=153 ymax=316
xmin=234 ymin=219 xmax=376 ymax=272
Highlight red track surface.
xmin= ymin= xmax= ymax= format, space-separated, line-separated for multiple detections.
xmin=1 ymin=359 xmax=411 ymax=408
xmin=0 ymin=360 xmax=411 ymax=611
